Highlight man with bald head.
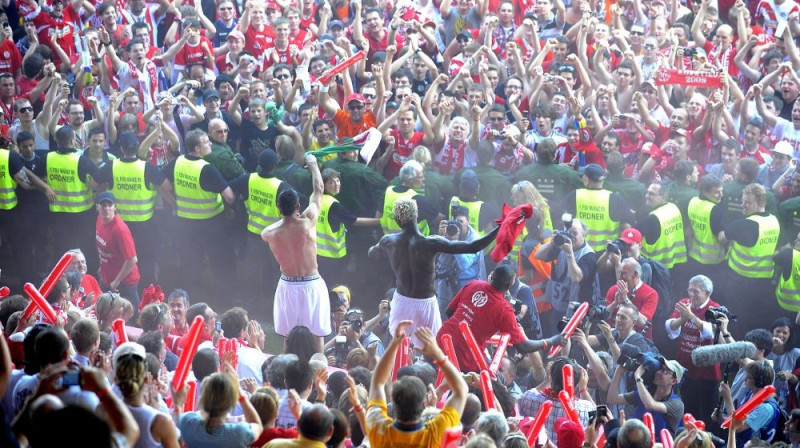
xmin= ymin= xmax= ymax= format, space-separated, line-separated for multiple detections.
xmin=204 ymin=118 xmax=244 ymax=181
xmin=265 ymin=403 xmax=335 ymax=446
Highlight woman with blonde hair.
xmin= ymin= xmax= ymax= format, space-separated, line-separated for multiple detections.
xmin=95 ymin=292 xmax=124 ymax=333
xmin=510 ymin=181 xmax=552 ymax=232
xmin=175 ymin=368 xmax=263 ymax=447
xmin=114 ymin=342 xmax=180 ymax=448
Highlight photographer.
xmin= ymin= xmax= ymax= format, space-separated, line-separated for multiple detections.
xmin=607 ymin=354 xmax=686 ymax=433
xmin=535 ymin=218 xmax=602 ymax=330
xmin=665 ymin=275 xmax=721 ymax=425
xmin=586 ymin=303 xmax=652 ymax=361
xmin=596 ymin=228 xmax=653 ymax=285
xmin=435 ymin=206 xmax=488 ymax=313
xmin=324 ymin=308 xmax=385 ymax=368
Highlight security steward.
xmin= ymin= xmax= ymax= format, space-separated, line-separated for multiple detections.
xmin=166 ymin=129 xmax=235 ymax=295
xmin=93 ymin=131 xmax=172 ymax=289
xmin=316 ymin=167 xmax=380 ymax=280
xmin=719 ymin=183 xmax=781 ymax=332
xmin=0 ymin=135 xmax=53 ymax=288
xmin=448 ymin=169 xmax=499 ymax=236
xmin=637 ymin=180 xmax=687 ymax=270
xmin=45 ymin=126 xmax=99 ymax=273
xmin=686 ymin=174 xmax=726 ymax=282
xmin=230 ymin=149 xmax=289 ymax=297
xmin=558 ymin=163 xmax=633 ymax=252
xmin=774 ymin=231 xmax=800 ymax=312
xmin=381 ymin=160 xmax=440 ymax=236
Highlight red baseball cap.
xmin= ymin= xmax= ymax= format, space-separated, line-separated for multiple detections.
xmin=346 ymin=93 xmax=366 ymax=105
xmin=619 ymin=228 xmax=642 ymax=245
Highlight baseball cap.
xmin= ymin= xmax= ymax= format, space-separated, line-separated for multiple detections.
xmin=117 ymin=131 xmax=139 ymax=154
xmin=346 ymin=93 xmax=366 ymax=105
xmin=774 ymin=141 xmax=794 ymax=156
xmin=113 ymin=342 xmax=146 ymax=366
xmin=329 ymin=20 xmax=344 ymax=30
xmin=582 ymin=163 xmax=606 ymax=182
xmin=658 ymin=357 xmax=686 ymax=383
xmin=641 ymin=79 xmax=657 ymax=90
xmin=266 ymin=1 xmax=280 ymax=9
xmin=203 ymin=89 xmax=220 ymax=101
xmin=227 ymin=30 xmax=245 ymax=41
xmin=619 ymin=228 xmax=642 ymax=245
xmin=555 ymin=417 xmax=585 ymax=448
xmin=97 ymin=191 xmax=115 ymax=205
xmin=457 ymin=31 xmax=473 ymax=42
xmin=459 ymin=169 xmax=480 ymax=196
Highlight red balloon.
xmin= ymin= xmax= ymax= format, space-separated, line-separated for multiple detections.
xmin=171 ymin=316 xmax=205 ymax=391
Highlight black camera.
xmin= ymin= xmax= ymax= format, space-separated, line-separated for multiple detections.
xmin=335 ymin=335 xmax=348 ymax=363
xmin=507 ymin=296 xmax=523 ymax=314
xmin=349 ymin=319 xmax=363 ymax=332
xmin=617 ymin=348 xmax=661 ymax=383
xmin=552 ymin=229 xmax=572 ymax=246
xmin=587 ymin=304 xmax=610 ymax=323
xmin=683 ymin=47 xmax=696 ymax=57
xmin=329 ymin=291 xmax=346 ymax=309
xmin=445 ymin=220 xmax=461 ymax=237
xmin=705 ymin=306 xmax=738 ymax=323
xmin=606 ymin=239 xmax=629 ymax=256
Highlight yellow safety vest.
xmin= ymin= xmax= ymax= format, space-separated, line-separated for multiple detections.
xmin=509 ymin=208 xmax=554 ymax=267
xmin=575 ymin=189 xmax=618 ymax=252
xmin=687 ymin=197 xmax=725 ymax=265
xmin=245 ymin=174 xmax=282 ymax=234
xmin=641 ymin=202 xmax=687 ymax=269
xmin=381 ymin=187 xmax=430 ymax=235
xmin=109 ymin=159 xmax=156 ymax=222
xmin=317 ymin=194 xmax=347 ymax=258
xmin=776 ymin=249 xmax=800 ymax=311
xmin=0 ymin=149 xmax=18 ymax=210
xmin=728 ymin=214 xmax=780 ymax=279
xmin=46 ymin=151 xmax=92 ymax=213
xmin=448 ymin=196 xmax=484 ymax=234
xmin=173 ymin=156 xmax=224 ymax=220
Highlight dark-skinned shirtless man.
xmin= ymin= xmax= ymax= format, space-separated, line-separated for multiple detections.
xmin=368 ymin=198 xmax=499 ymax=345
xmin=262 ymin=154 xmax=329 ymax=353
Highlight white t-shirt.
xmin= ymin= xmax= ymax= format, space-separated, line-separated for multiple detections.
xmin=772 ymin=117 xmax=800 ymax=158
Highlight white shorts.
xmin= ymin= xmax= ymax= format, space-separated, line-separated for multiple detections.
xmin=273 ymin=275 xmax=332 ymax=337
xmin=389 ymin=291 xmax=441 ymax=347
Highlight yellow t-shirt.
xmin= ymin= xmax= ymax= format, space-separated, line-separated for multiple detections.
xmin=365 ymin=398 xmax=461 ymax=448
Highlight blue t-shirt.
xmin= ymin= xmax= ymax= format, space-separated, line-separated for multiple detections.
xmin=178 ymin=412 xmax=255 ymax=448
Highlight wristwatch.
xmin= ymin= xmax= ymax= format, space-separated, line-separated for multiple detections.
xmin=635 ymin=377 xmax=644 ymax=384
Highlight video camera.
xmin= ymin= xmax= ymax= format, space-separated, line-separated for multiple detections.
xmin=617 ymin=344 xmax=661 ymax=383
xmin=606 ymin=238 xmax=630 ymax=256
xmin=552 ymin=213 xmax=574 ymax=246
xmin=557 ymin=301 xmax=611 ymax=331
xmin=705 ymin=306 xmax=738 ymax=323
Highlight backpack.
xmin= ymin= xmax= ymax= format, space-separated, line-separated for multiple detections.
xmin=762 ymin=398 xmax=789 ymax=443
xmin=640 ymin=256 xmax=674 ymax=320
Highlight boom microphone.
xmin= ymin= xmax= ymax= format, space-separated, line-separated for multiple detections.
xmin=691 ymin=342 xmax=757 ymax=367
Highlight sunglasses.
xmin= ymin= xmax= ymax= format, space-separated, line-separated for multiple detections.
xmin=349 ymin=103 xmax=365 ymax=110
xmin=630 ymin=30 xmax=645 ymax=35
xmin=362 ymin=93 xmax=376 ymax=99
xmin=18 ymin=106 xmax=33 ymax=113
xmin=275 ymin=73 xmax=291 ymax=80
xmin=644 ymin=44 xmax=656 ymax=49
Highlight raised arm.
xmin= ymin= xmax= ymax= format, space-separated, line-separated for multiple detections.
xmin=434 ymin=225 xmax=499 ymax=254
xmin=303 ymin=154 xmax=323 ymax=218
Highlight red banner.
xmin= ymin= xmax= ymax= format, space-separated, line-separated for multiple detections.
xmin=654 ymin=68 xmax=722 ymax=88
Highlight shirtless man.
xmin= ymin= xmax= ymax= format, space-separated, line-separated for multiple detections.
xmin=368 ymin=198 xmax=499 ymax=345
xmin=262 ymin=154 xmax=330 ymax=352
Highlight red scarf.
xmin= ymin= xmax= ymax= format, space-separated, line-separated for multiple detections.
xmin=127 ymin=59 xmax=158 ymax=109
xmin=435 ymin=138 xmax=466 ymax=175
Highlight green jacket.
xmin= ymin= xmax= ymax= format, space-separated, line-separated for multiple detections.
xmin=667 ymin=182 xmax=698 ymax=218
xmin=512 ymin=162 xmax=581 ymax=203
xmin=722 ymin=180 xmax=778 ymax=222
xmin=205 ymin=142 xmax=245 ymax=181
xmin=455 ymin=165 xmax=511 ymax=211
xmin=779 ymin=196 xmax=800 ymax=245
xmin=323 ymin=158 xmax=388 ymax=217
xmin=604 ymin=172 xmax=647 ymax=216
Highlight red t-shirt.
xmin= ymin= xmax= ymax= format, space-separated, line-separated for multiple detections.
xmin=387 ymin=129 xmax=425 ymax=180
xmin=0 ymin=40 xmax=22 ymax=75
xmin=33 ymin=7 xmax=81 ymax=65
xmin=604 ymin=282 xmax=659 ymax=338
xmin=244 ymin=24 xmax=276 ymax=59
xmin=17 ymin=76 xmax=41 ymax=104
xmin=96 ymin=214 xmax=140 ymax=286
xmin=436 ymin=280 xmax=526 ymax=373
xmin=174 ymin=37 xmax=214 ymax=72
xmin=669 ymin=298 xmax=722 ymax=381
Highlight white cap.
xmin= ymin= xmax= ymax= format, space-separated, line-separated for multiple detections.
xmin=773 ymin=141 xmax=794 ymax=157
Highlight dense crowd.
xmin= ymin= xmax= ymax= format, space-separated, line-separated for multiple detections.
xmin=5 ymin=0 xmax=800 ymax=445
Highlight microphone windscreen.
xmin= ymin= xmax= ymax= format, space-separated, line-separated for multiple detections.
xmin=691 ymin=342 xmax=757 ymax=367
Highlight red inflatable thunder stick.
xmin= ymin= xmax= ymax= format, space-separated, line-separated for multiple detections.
xmin=392 ymin=336 xmax=410 ymax=381
xmin=435 ymin=334 xmax=460 ymax=387
xmin=184 ymin=381 xmax=197 ymax=412
xmin=660 ymin=429 xmax=674 ymax=448
xmin=459 ymin=321 xmax=490 ymax=372
xmin=440 ymin=426 xmax=462 ymax=448
xmin=317 ymin=51 xmax=366 ymax=85
xmin=525 ymin=400 xmax=554 ymax=446
xmin=23 ymin=283 xmax=58 ymax=325
xmin=488 ymin=333 xmax=511 ymax=374
xmin=172 ymin=316 xmax=205 ymax=391
xmin=480 ymin=370 xmax=495 ymax=411
xmin=0 ymin=286 xmax=10 ymax=298
xmin=111 ymin=319 xmax=128 ymax=346
xmin=548 ymin=302 xmax=589 ymax=357
xmin=562 ymin=363 xmax=574 ymax=398
xmin=22 ymin=253 xmax=74 ymax=320
xmin=721 ymin=385 xmax=776 ymax=428
xmin=643 ymin=413 xmax=655 ymax=447
xmin=558 ymin=390 xmax=580 ymax=423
